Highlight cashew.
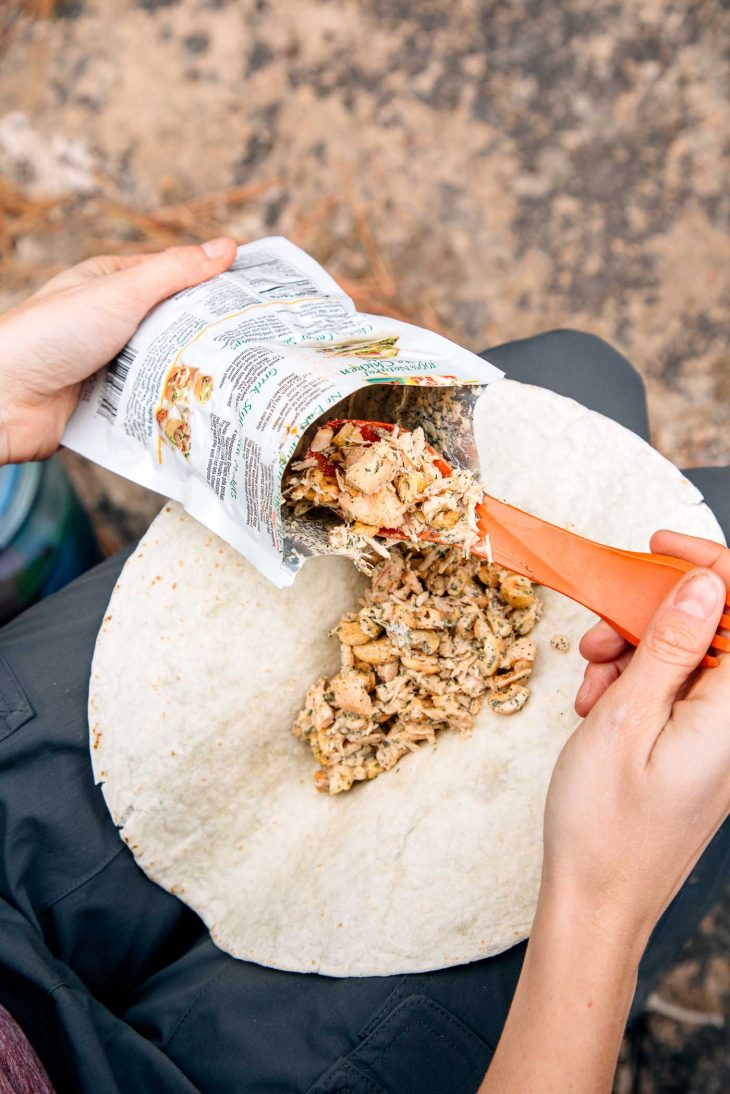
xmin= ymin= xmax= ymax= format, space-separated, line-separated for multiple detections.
xmin=487 ymin=607 xmax=514 ymax=639
xmin=500 ymin=637 xmax=536 ymax=670
xmin=456 ymin=610 xmax=479 ymax=637
xmin=477 ymin=562 xmax=502 ymax=588
xmin=409 ymin=629 xmax=441 ymax=655
xmin=336 ymin=616 xmax=372 ymax=646
xmin=499 ymin=573 xmax=534 ymax=609
xmin=430 ymin=508 xmax=461 ymax=530
xmin=477 ymin=633 xmax=504 ymax=677
xmin=351 ymin=520 xmax=380 ymax=537
xmin=400 ymin=651 xmax=440 ymax=675
xmin=488 ymin=684 xmax=530 ymax=715
xmin=511 ymin=597 xmax=543 ymax=636
xmin=354 ymin=638 xmax=397 ymax=665
xmin=495 ymin=665 xmax=532 ymax=689
xmin=357 ymin=611 xmax=384 ymax=638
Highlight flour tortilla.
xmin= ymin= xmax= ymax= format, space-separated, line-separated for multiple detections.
xmin=89 ymin=380 xmax=724 ymax=976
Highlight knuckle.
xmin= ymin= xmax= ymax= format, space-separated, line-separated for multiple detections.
xmin=644 ymin=617 xmax=700 ymax=664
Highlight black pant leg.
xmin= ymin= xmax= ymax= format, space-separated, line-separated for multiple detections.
xmin=683 ymin=467 xmax=730 ymax=539
xmin=0 ymin=545 xmax=512 ymax=1093
xmin=0 ymin=550 xmax=208 ymax=1093
xmin=483 ymin=328 xmax=651 ymax=441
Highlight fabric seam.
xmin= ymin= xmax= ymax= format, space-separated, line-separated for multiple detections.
xmin=163 ymin=968 xmax=229 ymax=1051
xmin=357 ymin=976 xmax=408 ymax=1041
xmin=0 ymin=654 xmax=34 ymax=735
xmin=42 ymin=845 xmax=127 ymax=911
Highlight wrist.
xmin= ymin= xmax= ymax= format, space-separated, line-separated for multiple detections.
xmin=535 ymin=874 xmax=651 ymax=970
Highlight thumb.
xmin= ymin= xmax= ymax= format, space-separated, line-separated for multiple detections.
xmin=107 ymin=238 xmax=237 ymax=314
xmin=611 ymin=567 xmax=725 ymax=738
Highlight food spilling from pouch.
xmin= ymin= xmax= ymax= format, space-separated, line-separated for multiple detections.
xmin=284 ymin=419 xmax=544 ymax=795
xmin=283 ymin=420 xmax=487 ymax=569
xmin=292 ymin=544 xmax=542 ymax=795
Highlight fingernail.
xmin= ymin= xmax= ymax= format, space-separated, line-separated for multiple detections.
xmin=575 ymin=677 xmax=591 ymax=708
xmin=674 ymin=572 xmax=723 ymax=620
xmin=201 ymin=237 xmax=229 ymax=258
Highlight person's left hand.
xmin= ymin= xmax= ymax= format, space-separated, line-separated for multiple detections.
xmin=0 ymin=238 xmax=237 ymax=465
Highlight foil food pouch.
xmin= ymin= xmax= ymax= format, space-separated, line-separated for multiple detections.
xmin=64 ymin=237 xmax=503 ymax=585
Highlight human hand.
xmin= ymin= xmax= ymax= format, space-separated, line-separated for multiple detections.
xmin=541 ymin=530 xmax=730 ymax=946
xmin=0 ymin=238 xmax=237 ymax=465
xmin=482 ymin=529 xmax=729 ymax=1093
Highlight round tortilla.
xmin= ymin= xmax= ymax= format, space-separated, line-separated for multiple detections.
xmin=90 ymin=380 xmax=724 ymax=976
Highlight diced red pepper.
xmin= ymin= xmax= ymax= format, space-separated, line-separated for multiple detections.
xmin=310 ymin=450 xmax=338 ymax=479
xmin=358 ymin=424 xmax=382 ymax=444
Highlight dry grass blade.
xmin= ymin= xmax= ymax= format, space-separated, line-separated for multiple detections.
xmin=93 ymin=178 xmax=283 ymax=246
xmin=0 ymin=0 xmax=56 ymax=54
xmin=0 ymin=174 xmax=284 ymax=286
xmin=337 ymin=276 xmax=415 ymax=323
xmin=349 ymin=187 xmax=397 ymax=300
xmin=646 ymin=992 xmax=725 ymax=1028
xmin=156 ymin=178 xmax=282 ymax=222
xmin=0 ymin=178 xmax=64 ymax=271
xmin=289 ymin=195 xmax=341 ymax=247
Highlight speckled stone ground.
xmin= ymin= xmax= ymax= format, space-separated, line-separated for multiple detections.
xmin=0 ymin=0 xmax=728 ymax=1088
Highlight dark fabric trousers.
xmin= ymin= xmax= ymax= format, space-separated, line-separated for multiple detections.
xmin=0 ymin=330 xmax=727 ymax=1094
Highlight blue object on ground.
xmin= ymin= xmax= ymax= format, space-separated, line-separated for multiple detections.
xmin=0 ymin=457 xmax=102 ymax=624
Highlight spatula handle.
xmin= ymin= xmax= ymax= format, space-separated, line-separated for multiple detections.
xmin=476 ymin=495 xmax=698 ymax=647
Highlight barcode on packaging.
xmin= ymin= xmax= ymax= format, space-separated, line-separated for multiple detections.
xmin=98 ymin=346 xmax=137 ymax=423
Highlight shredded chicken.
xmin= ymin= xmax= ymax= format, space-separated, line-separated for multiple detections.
xmin=292 ymin=544 xmax=542 ymax=794
xmin=283 ymin=421 xmax=487 ymax=566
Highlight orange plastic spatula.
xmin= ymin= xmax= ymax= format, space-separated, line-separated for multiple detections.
xmin=317 ymin=420 xmax=730 ymax=667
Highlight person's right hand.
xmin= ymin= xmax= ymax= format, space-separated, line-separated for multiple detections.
xmin=541 ymin=529 xmax=730 ymax=946
xmin=482 ymin=529 xmax=729 ymax=1092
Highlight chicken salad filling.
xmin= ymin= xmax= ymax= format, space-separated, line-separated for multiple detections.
xmin=283 ymin=420 xmax=487 ymax=567
xmin=292 ymin=544 xmax=542 ymax=794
